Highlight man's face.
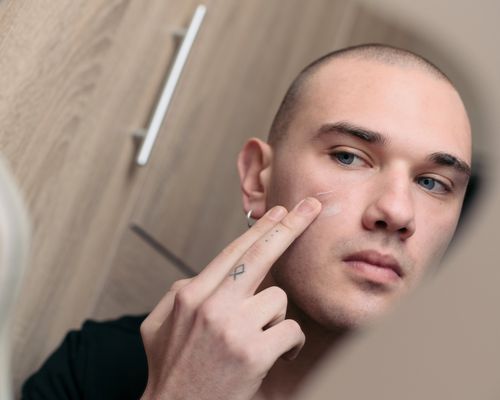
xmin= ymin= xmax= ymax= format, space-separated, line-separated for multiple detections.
xmin=266 ymin=58 xmax=471 ymax=329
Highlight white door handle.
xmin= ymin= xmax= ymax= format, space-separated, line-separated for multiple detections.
xmin=135 ymin=4 xmax=207 ymax=166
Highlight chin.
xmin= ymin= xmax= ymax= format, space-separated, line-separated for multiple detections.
xmin=316 ymin=304 xmax=387 ymax=331
xmin=289 ymin=287 xmax=397 ymax=332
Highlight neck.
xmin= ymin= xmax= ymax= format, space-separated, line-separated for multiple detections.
xmin=255 ymin=277 xmax=350 ymax=400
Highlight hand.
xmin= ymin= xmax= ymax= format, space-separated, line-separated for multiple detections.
xmin=139 ymin=197 xmax=322 ymax=400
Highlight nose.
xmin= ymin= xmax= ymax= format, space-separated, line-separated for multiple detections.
xmin=362 ymin=174 xmax=416 ymax=240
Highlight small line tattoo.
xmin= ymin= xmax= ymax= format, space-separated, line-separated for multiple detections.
xmin=229 ymin=264 xmax=245 ymax=280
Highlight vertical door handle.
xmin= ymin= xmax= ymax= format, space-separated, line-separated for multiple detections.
xmin=135 ymin=4 xmax=207 ymax=166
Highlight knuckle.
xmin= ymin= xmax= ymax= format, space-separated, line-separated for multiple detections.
xmin=216 ymin=326 xmax=264 ymax=372
xmin=268 ymin=286 xmax=288 ymax=306
xmin=217 ymin=325 xmax=248 ymax=358
xmin=233 ymin=345 xmax=261 ymax=371
xmin=220 ymin=238 xmax=243 ymax=258
xmin=197 ymin=300 xmax=224 ymax=329
xmin=205 ymin=321 xmax=264 ymax=373
xmin=251 ymin=219 xmax=273 ymax=235
xmin=139 ymin=318 xmax=158 ymax=339
xmin=242 ymin=242 xmax=263 ymax=264
xmin=139 ymin=320 xmax=150 ymax=337
xmin=220 ymin=325 xmax=238 ymax=348
xmin=174 ymin=287 xmax=197 ymax=313
xmin=285 ymin=318 xmax=300 ymax=330
xmin=220 ymin=242 xmax=236 ymax=258
xmin=284 ymin=319 xmax=304 ymax=337
xmin=277 ymin=217 xmax=297 ymax=233
xmin=170 ymin=278 xmax=193 ymax=292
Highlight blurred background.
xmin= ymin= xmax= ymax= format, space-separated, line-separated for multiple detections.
xmin=0 ymin=0 xmax=497 ymax=398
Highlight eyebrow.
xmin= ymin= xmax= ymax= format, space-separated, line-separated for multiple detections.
xmin=313 ymin=121 xmax=472 ymax=178
xmin=313 ymin=121 xmax=388 ymax=145
xmin=427 ymin=152 xmax=471 ymax=178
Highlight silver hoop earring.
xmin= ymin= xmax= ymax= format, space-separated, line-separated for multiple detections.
xmin=246 ymin=209 xmax=255 ymax=228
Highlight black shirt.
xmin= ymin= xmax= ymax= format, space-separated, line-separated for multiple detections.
xmin=21 ymin=315 xmax=148 ymax=400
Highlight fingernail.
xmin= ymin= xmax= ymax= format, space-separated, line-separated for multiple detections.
xmin=268 ymin=206 xmax=287 ymax=220
xmin=297 ymin=197 xmax=319 ymax=214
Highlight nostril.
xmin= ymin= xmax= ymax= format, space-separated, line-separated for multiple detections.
xmin=375 ymin=220 xmax=387 ymax=229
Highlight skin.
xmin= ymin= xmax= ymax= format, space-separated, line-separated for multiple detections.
xmin=140 ymin=57 xmax=472 ymax=400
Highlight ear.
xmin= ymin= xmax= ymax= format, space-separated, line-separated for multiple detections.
xmin=237 ymin=138 xmax=273 ymax=219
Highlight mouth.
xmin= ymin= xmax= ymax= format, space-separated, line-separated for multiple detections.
xmin=343 ymin=249 xmax=404 ymax=284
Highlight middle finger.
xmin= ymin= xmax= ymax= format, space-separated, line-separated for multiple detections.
xmin=215 ymin=197 xmax=321 ymax=298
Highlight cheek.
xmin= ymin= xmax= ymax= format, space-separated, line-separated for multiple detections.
xmin=419 ymin=208 xmax=459 ymax=254
xmin=282 ymin=183 xmax=367 ymax=264
xmin=410 ymin=203 xmax=461 ymax=281
xmin=268 ymin=152 xmax=374 ymax=212
xmin=309 ymin=174 xmax=373 ymax=222
xmin=293 ymin=179 xmax=371 ymax=214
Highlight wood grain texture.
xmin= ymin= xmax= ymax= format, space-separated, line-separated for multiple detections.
xmin=0 ymin=0 xmax=199 ymax=392
xmin=92 ymin=227 xmax=187 ymax=320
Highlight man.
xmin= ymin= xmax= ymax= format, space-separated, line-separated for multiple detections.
xmin=22 ymin=43 xmax=472 ymax=400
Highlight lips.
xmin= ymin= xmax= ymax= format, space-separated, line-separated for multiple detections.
xmin=343 ymin=250 xmax=404 ymax=279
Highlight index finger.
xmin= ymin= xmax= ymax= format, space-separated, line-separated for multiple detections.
xmin=216 ymin=197 xmax=322 ymax=298
xmin=184 ymin=204 xmax=290 ymax=302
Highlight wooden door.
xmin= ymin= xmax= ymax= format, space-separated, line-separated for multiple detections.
xmin=0 ymin=0 xmax=200 ymax=392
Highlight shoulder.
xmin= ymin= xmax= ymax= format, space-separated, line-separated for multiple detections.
xmin=22 ymin=314 xmax=149 ymax=400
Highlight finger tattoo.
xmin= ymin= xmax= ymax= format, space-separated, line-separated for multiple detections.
xmin=229 ymin=264 xmax=245 ymax=280
xmin=265 ymin=230 xmax=279 ymax=243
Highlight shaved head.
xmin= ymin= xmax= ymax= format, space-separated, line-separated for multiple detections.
xmin=268 ymin=43 xmax=455 ymax=147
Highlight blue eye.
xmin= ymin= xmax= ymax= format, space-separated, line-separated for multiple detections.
xmin=334 ymin=152 xmax=356 ymax=165
xmin=329 ymin=149 xmax=369 ymax=168
xmin=417 ymin=177 xmax=448 ymax=193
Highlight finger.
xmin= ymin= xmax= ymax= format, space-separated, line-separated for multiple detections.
xmin=144 ymin=278 xmax=193 ymax=327
xmin=181 ymin=205 xmax=289 ymax=304
xmin=217 ymin=197 xmax=321 ymax=297
xmin=260 ymin=319 xmax=306 ymax=364
xmin=241 ymin=286 xmax=288 ymax=330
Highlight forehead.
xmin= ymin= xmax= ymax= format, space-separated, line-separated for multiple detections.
xmin=293 ymin=58 xmax=472 ymax=163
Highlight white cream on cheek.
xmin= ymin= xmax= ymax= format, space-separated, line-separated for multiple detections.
xmin=312 ymin=169 xmax=377 ymax=219
xmin=305 ymin=169 xmax=374 ymax=220
xmin=313 ymin=189 xmax=342 ymax=219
